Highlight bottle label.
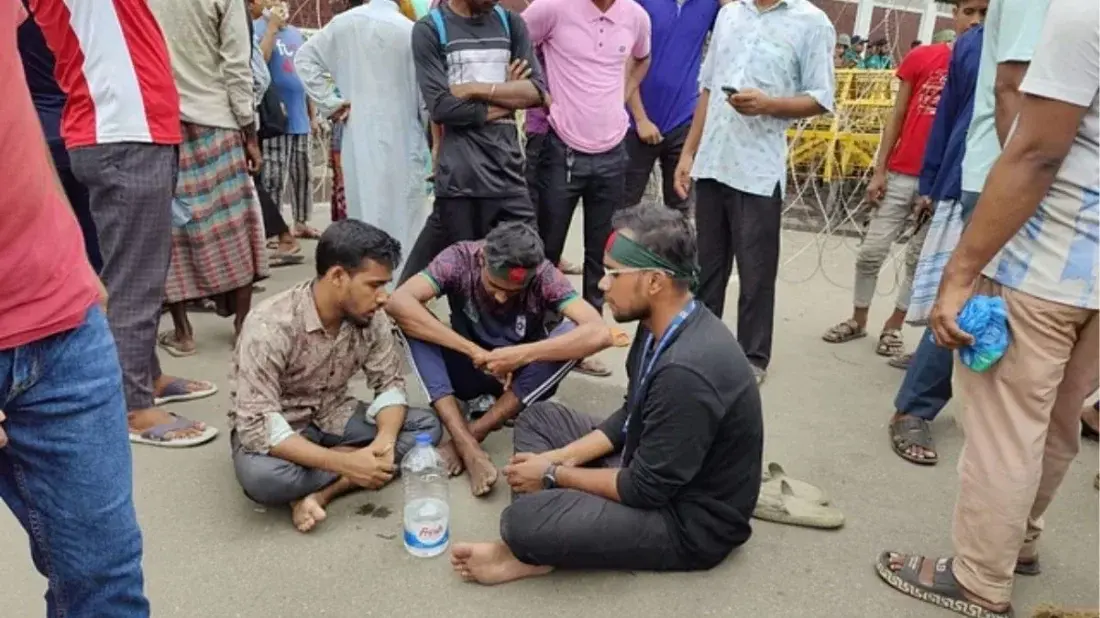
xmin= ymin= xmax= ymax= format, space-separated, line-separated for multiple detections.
xmin=404 ymin=522 xmax=449 ymax=550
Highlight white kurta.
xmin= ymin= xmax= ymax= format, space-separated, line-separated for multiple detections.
xmin=295 ymin=2 xmax=429 ymax=256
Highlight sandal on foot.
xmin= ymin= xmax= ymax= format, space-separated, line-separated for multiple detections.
xmin=129 ymin=413 xmax=218 ymax=448
xmin=822 ymin=319 xmax=867 ymax=344
xmin=1014 ymin=557 xmax=1040 ymax=576
xmin=887 ymin=352 xmax=912 ymax=370
xmin=889 ymin=416 xmax=938 ymax=465
xmin=752 ymin=480 xmax=844 ymax=529
xmin=875 ymin=553 xmax=1014 ymax=618
xmin=157 ymin=331 xmax=196 ymax=358
xmin=876 ymin=328 xmax=905 ymax=356
xmin=269 ymin=252 xmax=305 ymax=268
xmin=573 ymin=357 xmax=612 ymax=378
xmin=154 ymin=378 xmax=218 ymax=407
xmin=761 ymin=462 xmax=829 ymax=505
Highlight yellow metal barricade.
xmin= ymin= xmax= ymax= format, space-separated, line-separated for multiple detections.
xmin=787 ymin=69 xmax=896 ymax=182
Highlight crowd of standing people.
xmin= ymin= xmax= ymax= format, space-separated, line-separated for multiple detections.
xmin=0 ymin=0 xmax=1097 ymax=617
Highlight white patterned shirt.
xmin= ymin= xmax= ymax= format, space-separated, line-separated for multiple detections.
xmin=983 ymin=0 xmax=1099 ymax=310
xmin=691 ymin=0 xmax=834 ymax=198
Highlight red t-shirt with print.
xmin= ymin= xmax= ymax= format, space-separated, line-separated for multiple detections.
xmin=0 ymin=1 xmax=99 ymax=350
xmin=887 ymin=42 xmax=951 ymax=177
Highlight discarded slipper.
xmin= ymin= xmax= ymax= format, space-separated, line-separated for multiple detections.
xmin=761 ymin=462 xmax=829 ymax=505
xmin=752 ymin=480 xmax=844 ymax=529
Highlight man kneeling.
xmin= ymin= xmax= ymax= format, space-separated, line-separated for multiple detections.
xmin=450 ymin=206 xmax=764 ymax=584
xmin=387 ymin=221 xmax=615 ymax=497
xmin=229 ymin=220 xmax=442 ymax=532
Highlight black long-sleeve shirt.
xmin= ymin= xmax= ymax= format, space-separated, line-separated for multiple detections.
xmin=598 ymin=307 xmax=763 ymax=569
xmin=410 ymin=6 xmax=546 ymax=198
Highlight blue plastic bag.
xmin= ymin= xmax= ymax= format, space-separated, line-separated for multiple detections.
xmin=956 ymin=295 xmax=1010 ymax=372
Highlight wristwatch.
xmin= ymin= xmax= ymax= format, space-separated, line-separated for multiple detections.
xmin=541 ymin=463 xmax=560 ymax=490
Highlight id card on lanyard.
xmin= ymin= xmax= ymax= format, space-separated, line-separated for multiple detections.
xmin=623 ymin=301 xmax=697 ymax=432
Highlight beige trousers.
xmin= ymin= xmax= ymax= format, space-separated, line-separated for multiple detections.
xmin=952 ymin=277 xmax=1099 ymax=605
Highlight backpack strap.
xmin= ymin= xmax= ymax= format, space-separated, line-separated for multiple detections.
xmin=429 ymin=7 xmax=448 ymax=47
xmin=493 ymin=4 xmax=511 ymax=40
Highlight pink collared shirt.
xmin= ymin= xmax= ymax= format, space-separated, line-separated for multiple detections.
xmin=522 ymin=0 xmax=651 ymax=154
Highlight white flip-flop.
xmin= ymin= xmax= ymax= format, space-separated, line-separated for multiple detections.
xmin=129 ymin=414 xmax=219 ymax=448
xmin=153 ymin=379 xmax=218 ymax=407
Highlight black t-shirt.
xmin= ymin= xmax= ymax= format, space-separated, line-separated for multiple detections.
xmin=599 ymin=306 xmax=763 ymax=569
xmin=411 ymin=6 xmax=546 ymax=198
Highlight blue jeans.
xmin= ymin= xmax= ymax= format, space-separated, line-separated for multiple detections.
xmin=0 ymin=306 xmax=149 ymax=617
xmin=894 ymin=328 xmax=953 ymax=420
xmin=892 ymin=190 xmax=980 ymax=421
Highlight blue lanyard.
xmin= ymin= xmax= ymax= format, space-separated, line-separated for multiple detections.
xmin=624 ymin=300 xmax=697 ymax=432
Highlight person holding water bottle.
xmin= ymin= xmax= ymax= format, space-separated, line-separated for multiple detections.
xmin=228 ymin=220 xmax=442 ymax=533
xmin=451 ymin=205 xmax=763 ymax=585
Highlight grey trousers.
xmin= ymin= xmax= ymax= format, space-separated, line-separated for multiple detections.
xmin=500 ymin=402 xmax=686 ymax=571
xmin=70 ymin=143 xmax=177 ymax=410
xmin=232 ymin=404 xmax=442 ymax=506
xmin=853 ymin=172 xmax=926 ymax=310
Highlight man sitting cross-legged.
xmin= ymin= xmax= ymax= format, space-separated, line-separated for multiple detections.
xmin=450 ymin=205 xmax=763 ymax=585
xmin=387 ymin=221 xmax=616 ymax=497
xmin=229 ymin=220 xmax=442 ymax=533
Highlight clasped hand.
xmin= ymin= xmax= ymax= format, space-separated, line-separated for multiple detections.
xmin=341 ymin=440 xmax=395 ymax=489
xmin=469 ymin=345 xmax=530 ymax=387
xmin=503 ymin=452 xmax=553 ymax=494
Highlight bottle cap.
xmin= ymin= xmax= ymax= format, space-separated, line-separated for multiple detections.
xmin=415 ymin=433 xmax=433 ymax=445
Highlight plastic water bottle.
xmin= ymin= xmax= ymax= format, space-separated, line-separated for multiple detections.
xmin=401 ymin=433 xmax=450 ymax=558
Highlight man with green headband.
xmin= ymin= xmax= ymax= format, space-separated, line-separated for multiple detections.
xmin=387 ymin=221 xmax=615 ymax=497
xmin=449 ymin=205 xmax=763 ymax=585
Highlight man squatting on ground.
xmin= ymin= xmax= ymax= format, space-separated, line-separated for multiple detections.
xmin=450 ymin=206 xmax=764 ymax=585
xmin=387 ymin=221 xmax=617 ymax=497
xmin=229 ymin=221 xmax=442 ymax=533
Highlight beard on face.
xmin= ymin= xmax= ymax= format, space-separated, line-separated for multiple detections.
xmin=343 ymin=311 xmax=374 ymax=328
xmin=610 ymin=302 xmax=648 ymax=324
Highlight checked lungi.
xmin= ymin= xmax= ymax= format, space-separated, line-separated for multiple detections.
xmin=260 ymin=133 xmax=312 ymax=224
xmin=164 ymin=123 xmax=268 ymax=304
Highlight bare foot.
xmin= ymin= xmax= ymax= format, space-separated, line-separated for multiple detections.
xmin=451 ymin=542 xmax=553 ymax=585
xmin=459 ymin=446 xmax=498 ymax=497
xmin=291 ymin=495 xmax=328 ymax=533
xmin=573 ymin=357 xmax=611 ymax=378
xmin=437 ymin=440 xmax=464 ymax=476
xmin=128 ymin=408 xmax=206 ymax=439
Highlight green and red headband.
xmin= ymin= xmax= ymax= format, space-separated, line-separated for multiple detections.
xmin=605 ymin=230 xmax=699 ymax=292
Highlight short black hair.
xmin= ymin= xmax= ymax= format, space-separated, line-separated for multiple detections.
xmin=315 ymin=220 xmax=402 ymax=278
xmin=612 ymin=205 xmax=697 ymax=287
xmin=483 ymin=221 xmax=545 ymax=272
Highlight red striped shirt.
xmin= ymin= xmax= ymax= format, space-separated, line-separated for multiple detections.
xmin=0 ymin=0 xmax=99 ymax=350
xmin=27 ymin=0 xmax=181 ymax=148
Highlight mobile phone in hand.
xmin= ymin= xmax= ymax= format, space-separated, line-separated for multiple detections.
xmin=721 ymin=86 xmax=739 ymax=96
